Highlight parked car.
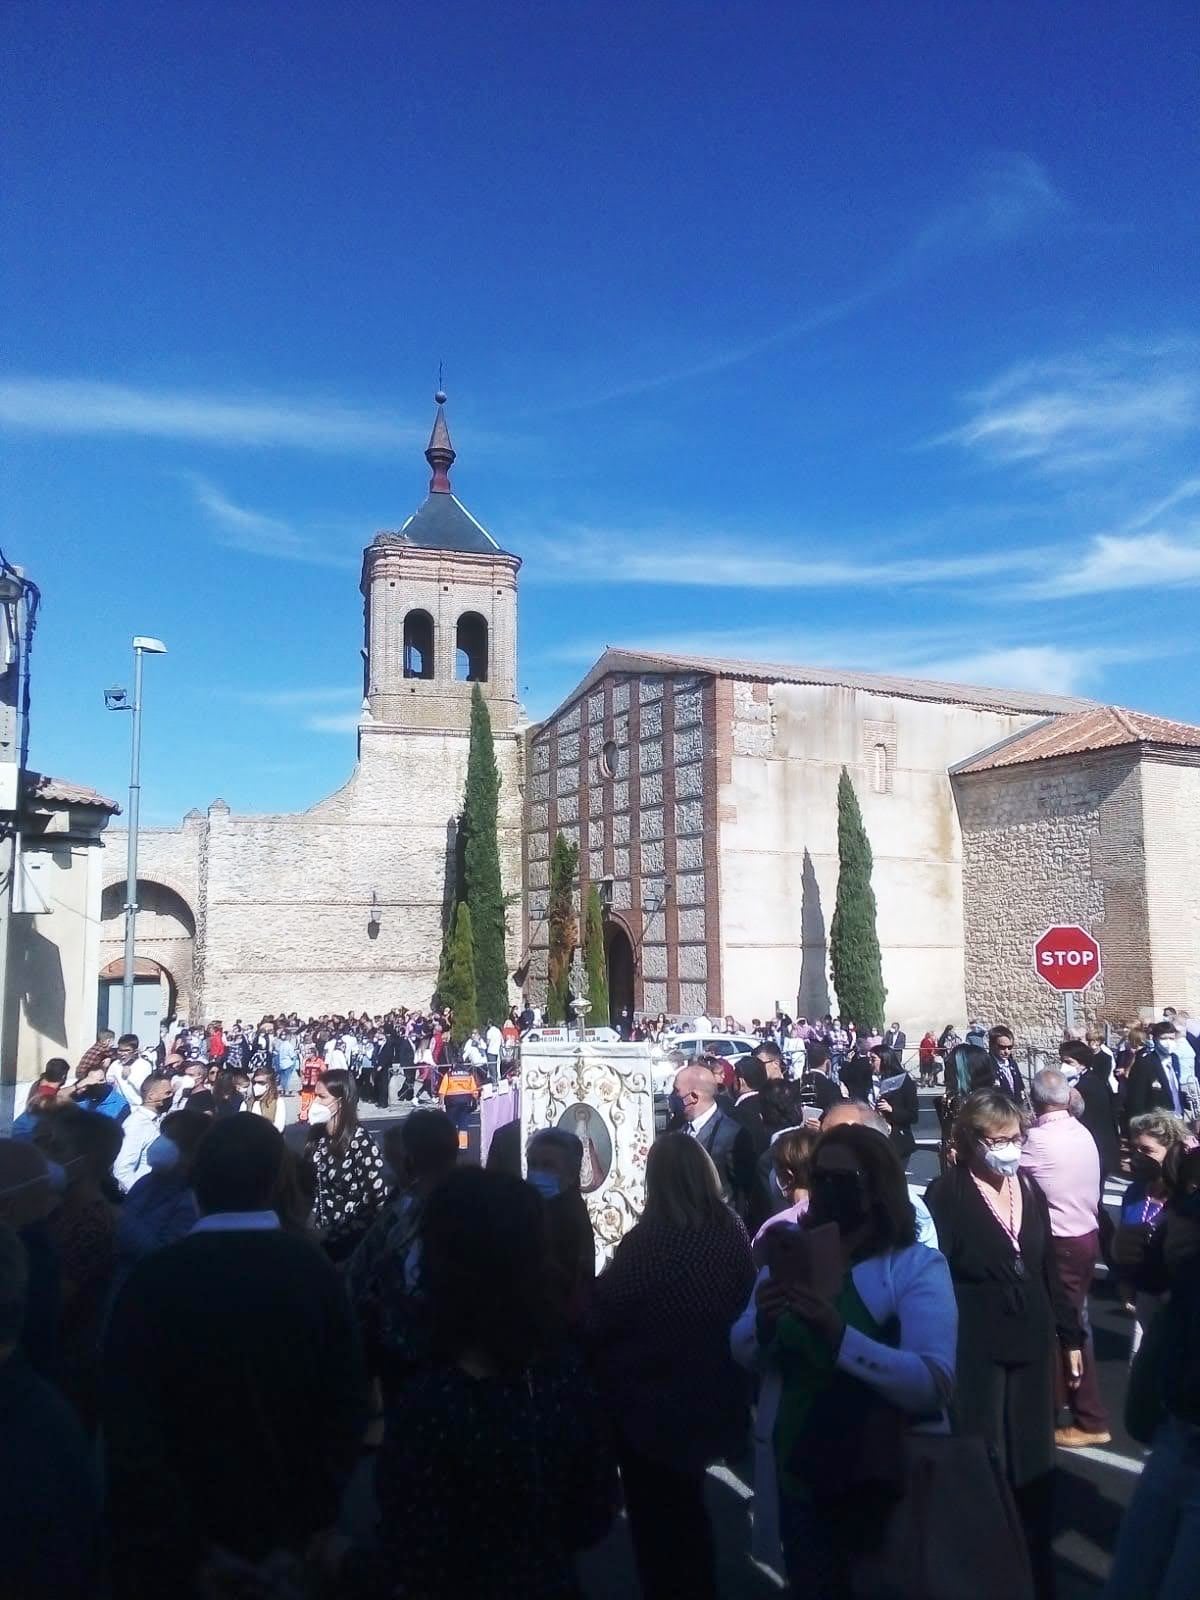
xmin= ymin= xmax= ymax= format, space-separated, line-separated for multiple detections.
xmin=650 ymin=1032 xmax=758 ymax=1094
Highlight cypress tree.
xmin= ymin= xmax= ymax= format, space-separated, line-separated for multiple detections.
xmin=546 ymin=831 xmax=579 ymax=1024
xmin=463 ymin=683 xmax=508 ymax=1027
xmin=441 ymin=901 xmax=477 ymax=1046
xmin=584 ymin=883 xmax=610 ymax=1029
xmin=829 ymin=766 xmax=887 ymax=1032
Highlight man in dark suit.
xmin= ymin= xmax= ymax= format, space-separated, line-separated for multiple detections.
xmin=1124 ymin=1021 xmax=1187 ymax=1123
xmin=1059 ymin=1040 xmax=1120 ymax=1180
xmin=800 ymin=1041 xmax=842 ymax=1116
xmin=103 ymin=1116 xmax=368 ymax=1596
xmin=722 ymin=1057 xmax=770 ymax=1155
xmin=673 ymin=1064 xmax=757 ymax=1216
xmin=988 ymin=1026 xmax=1026 ymax=1105
xmin=883 ymin=1023 xmax=907 ymax=1060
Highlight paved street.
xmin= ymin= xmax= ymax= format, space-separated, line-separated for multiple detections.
xmin=316 ymin=1087 xmax=1134 ymax=1595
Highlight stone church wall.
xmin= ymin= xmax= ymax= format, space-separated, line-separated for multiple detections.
xmin=716 ymin=682 xmax=1051 ymax=1034
xmin=1141 ymin=756 xmax=1200 ymax=1016
xmin=101 ymin=723 xmax=524 ymax=1022
xmin=954 ymin=751 xmax=1149 ymax=1047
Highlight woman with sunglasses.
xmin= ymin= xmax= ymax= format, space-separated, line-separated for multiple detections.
xmin=925 ymin=1089 xmax=1084 ymax=1598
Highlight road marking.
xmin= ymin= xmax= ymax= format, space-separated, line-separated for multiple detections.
xmin=707 ymin=1463 xmax=754 ymax=1501
xmin=1059 ymin=1444 xmax=1144 ymax=1475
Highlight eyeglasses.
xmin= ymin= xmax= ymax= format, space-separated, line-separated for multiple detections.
xmin=979 ymin=1131 xmax=1024 ymax=1148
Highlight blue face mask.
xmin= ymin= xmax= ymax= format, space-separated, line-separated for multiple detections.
xmin=1157 ymin=1039 xmax=1177 ymax=1055
xmin=527 ymin=1169 xmax=561 ymax=1201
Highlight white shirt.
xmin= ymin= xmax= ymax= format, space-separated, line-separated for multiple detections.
xmin=688 ymin=1102 xmax=719 ymax=1139
xmin=324 ymin=1044 xmax=349 ymax=1072
xmin=462 ymin=1040 xmax=487 ymax=1068
xmin=486 ymin=1024 xmax=503 ymax=1055
xmin=107 ymin=1054 xmax=154 ymax=1109
xmin=113 ymin=1105 xmax=162 ymax=1193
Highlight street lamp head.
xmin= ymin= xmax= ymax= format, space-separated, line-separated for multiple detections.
xmin=104 ymin=686 xmax=129 ymax=711
xmin=133 ymin=636 xmax=168 ymax=655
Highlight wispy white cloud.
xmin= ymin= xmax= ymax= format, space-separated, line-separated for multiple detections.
xmin=1028 ymin=529 xmax=1200 ymax=598
xmin=549 ymin=153 xmax=1064 ymax=408
xmin=535 ymin=623 xmax=1156 ymax=701
xmin=188 ymin=476 xmax=359 ymax=568
xmin=524 ymin=525 xmax=1051 ymax=590
xmin=942 ymin=342 xmax=1199 ymax=472
xmin=0 ymin=375 xmax=427 ymax=454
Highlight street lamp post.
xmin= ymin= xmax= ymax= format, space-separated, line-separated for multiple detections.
xmin=107 ymin=636 xmax=167 ymax=1037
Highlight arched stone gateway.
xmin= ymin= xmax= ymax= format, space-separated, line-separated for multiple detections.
xmin=98 ymin=879 xmax=197 ymax=1029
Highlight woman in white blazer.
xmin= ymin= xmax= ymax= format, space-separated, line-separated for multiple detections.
xmin=730 ymin=1123 xmax=956 ymax=1593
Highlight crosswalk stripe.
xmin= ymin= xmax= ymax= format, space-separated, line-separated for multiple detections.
xmin=1059 ymin=1443 xmax=1144 ymax=1475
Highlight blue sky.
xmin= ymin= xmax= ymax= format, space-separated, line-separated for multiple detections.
xmin=4 ymin=2 xmax=1197 ymax=822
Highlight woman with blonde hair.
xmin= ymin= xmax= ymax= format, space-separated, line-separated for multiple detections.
xmin=587 ymin=1135 xmax=754 ymax=1600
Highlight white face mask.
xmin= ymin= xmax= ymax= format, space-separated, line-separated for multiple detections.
xmin=252 ymin=1082 xmax=270 ymax=1098
xmin=983 ymin=1141 xmax=1022 ymax=1178
xmin=308 ymin=1102 xmax=333 ymax=1126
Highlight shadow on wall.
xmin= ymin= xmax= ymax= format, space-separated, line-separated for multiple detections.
xmin=18 ymin=921 xmax=68 ymax=1048
xmin=797 ymin=847 xmax=831 ymax=1020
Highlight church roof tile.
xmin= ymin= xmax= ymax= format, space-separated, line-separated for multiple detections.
xmin=952 ymin=706 xmax=1200 ymax=774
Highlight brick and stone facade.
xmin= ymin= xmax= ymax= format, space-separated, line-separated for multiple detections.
xmin=955 ymin=746 xmax=1200 ymax=1046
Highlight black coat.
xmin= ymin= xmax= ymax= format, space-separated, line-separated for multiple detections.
xmin=1124 ymin=1048 xmax=1186 ymax=1123
xmin=924 ymin=1166 xmax=1082 ymax=1366
xmin=802 ymin=1071 xmax=842 ymax=1115
xmin=692 ymin=1108 xmax=758 ymax=1217
xmin=839 ymin=1057 xmax=874 ymax=1105
xmin=990 ymin=1053 xmax=1026 ymax=1105
xmin=878 ymin=1072 xmax=919 ymax=1162
xmin=1075 ymin=1065 xmax=1120 ymax=1178
xmin=724 ymin=1092 xmax=771 ymax=1157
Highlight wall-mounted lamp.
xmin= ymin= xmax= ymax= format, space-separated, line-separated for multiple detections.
xmin=367 ymin=889 xmax=382 ymax=938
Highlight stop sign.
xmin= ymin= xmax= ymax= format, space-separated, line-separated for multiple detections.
xmin=1033 ymin=925 xmax=1102 ymax=992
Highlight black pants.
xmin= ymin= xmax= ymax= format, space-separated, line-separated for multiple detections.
xmin=957 ymin=1353 xmax=1056 ymax=1599
xmin=617 ymin=1440 xmax=716 ymax=1600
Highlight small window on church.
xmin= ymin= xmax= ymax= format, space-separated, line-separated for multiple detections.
xmin=403 ymin=610 xmax=434 ymax=679
xmin=872 ymin=742 xmax=890 ymax=794
xmin=600 ymin=739 xmax=620 ymax=779
xmin=456 ymin=612 xmax=489 ymax=683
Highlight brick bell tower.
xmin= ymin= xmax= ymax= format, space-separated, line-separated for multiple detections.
xmin=319 ymin=391 xmax=525 ymax=1009
xmin=360 ymin=391 xmax=521 ymax=736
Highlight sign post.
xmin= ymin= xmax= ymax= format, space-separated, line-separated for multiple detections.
xmin=1033 ymin=924 xmax=1102 ymax=1039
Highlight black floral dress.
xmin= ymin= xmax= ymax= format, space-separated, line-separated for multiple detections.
xmin=305 ymin=1125 xmax=387 ymax=1255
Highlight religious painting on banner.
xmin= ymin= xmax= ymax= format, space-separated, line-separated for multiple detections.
xmin=520 ymin=1039 xmax=653 ymax=1272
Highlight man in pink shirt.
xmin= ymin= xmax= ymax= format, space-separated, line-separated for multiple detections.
xmin=1021 ymin=1067 xmax=1111 ymax=1447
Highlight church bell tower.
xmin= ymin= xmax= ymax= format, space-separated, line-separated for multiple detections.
xmin=360 ymin=393 xmax=521 ymax=735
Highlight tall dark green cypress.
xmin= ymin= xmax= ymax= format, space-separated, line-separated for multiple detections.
xmin=441 ymin=901 xmax=477 ymax=1045
xmin=828 ymin=766 xmax=887 ymax=1032
xmin=463 ymin=683 xmax=508 ymax=1027
xmin=546 ymin=831 xmax=579 ymax=1025
xmin=584 ymin=883 xmax=610 ymax=1029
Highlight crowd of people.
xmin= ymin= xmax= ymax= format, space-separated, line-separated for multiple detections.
xmin=0 ymin=1001 xmax=1197 ymax=1599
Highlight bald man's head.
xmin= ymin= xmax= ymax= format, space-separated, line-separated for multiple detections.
xmin=821 ymin=1100 xmax=891 ymax=1139
xmin=673 ymin=1065 xmax=717 ymax=1123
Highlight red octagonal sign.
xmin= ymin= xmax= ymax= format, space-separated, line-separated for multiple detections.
xmin=1034 ymin=924 xmax=1102 ymax=992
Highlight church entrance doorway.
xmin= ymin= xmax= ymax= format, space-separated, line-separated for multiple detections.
xmin=604 ymin=920 xmax=635 ymax=1030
